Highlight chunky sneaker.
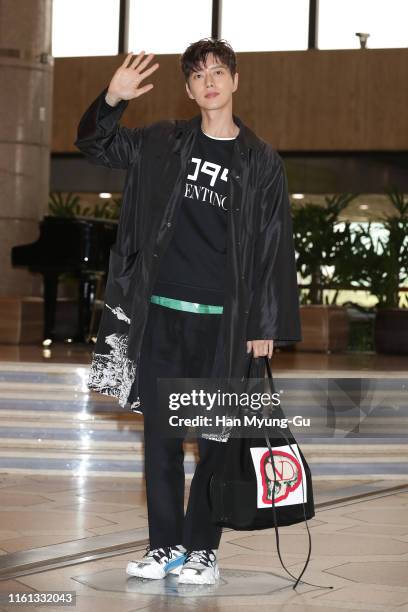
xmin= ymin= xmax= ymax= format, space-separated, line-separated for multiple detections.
xmin=126 ymin=544 xmax=187 ymax=579
xmin=178 ymin=548 xmax=220 ymax=584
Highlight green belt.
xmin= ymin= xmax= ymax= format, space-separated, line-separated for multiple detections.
xmin=150 ymin=294 xmax=223 ymax=314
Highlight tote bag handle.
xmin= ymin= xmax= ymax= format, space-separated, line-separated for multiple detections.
xmin=244 ymin=354 xmax=331 ymax=591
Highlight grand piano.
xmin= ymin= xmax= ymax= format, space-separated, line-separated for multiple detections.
xmin=12 ymin=216 xmax=117 ymax=342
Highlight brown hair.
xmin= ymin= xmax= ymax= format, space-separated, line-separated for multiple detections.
xmin=180 ymin=38 xmax=237 ymax=82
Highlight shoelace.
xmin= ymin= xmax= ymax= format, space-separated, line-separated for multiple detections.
xmin=144 ymin=545 xmax=174 ymax=564
xmin=184 ymin=549 xmax=216 ymax=568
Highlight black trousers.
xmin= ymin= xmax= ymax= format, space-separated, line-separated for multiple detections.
xmin=138 ymin=301 xmax=225 ymax=550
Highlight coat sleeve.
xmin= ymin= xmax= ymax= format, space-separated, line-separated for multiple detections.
xmin=73 ymin=86 xmax=144 ymax=169
xmin=246 ymin=154 xmax=302 ymax=346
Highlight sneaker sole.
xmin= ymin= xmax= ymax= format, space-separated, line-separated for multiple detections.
xmin=178 ymin=566 xmax=220 ymax=584
xmin=126 ymin=566 xmax=166 ymax=579
xmin=126 ymin=555 xmax=186 ymax=580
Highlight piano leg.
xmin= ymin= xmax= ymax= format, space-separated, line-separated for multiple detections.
xmin=43 ymin=273 xmax=58 ymax=341
xmin=77 ymin=275 xmax=97 ymax=343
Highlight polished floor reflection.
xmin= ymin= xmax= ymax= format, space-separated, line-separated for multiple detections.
xmin=0 ymin=483 xmax=407 ymax=611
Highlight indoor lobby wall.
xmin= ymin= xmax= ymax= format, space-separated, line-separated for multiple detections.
xmin=54 ymin=47 xmax=408 ymax=153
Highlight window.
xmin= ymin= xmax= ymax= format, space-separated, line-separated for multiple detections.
xmin=221 ymin=0 xmax=310 ymax=51
xmin=127 ymin=0 xmax=213 ymax=54
xmin=318 ymin=0 xmax=408 ymax=49
xmin=52 ymin=0 xmax=120 ymax=57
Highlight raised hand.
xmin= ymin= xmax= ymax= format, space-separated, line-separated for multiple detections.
xmin=106 ymin=51 xmax=159 ymax=104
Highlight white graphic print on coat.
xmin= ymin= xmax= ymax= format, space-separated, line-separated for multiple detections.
xmin=88 ymin=333 xmax=137 ymax=407
xmin=88 ymin=303 xmax=137 ymax=408
xmin=105 ymin=303 xmax=131 ymax=323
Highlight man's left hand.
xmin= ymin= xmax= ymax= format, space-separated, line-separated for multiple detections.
xmin=247 ymin=339 xmax=274 ymax=358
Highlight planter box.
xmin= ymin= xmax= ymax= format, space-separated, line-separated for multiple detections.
xmin=297 ymin=305 xmax=349 ymax=352
xmin=374 ymin=308 xmax=408 ymax=354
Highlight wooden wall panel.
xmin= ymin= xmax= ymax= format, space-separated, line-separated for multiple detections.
xmin=53 ymin=48 xmax=408 ymax=153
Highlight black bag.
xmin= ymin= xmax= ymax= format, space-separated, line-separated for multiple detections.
xmin=209 ymin=355 xmax=316 ymax=589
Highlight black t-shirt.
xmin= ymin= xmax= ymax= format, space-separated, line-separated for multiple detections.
xmin=152 ymin=128 xmax=237 ymax=305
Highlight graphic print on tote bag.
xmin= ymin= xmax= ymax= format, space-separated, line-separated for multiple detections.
xmin=250 ymin=444 xmax=308 ymax=508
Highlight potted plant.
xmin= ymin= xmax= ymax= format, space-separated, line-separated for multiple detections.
xmin=351 ymin=189 xmax=408 ymax=354
xmin=48 ymin=192 xmax=121 ymax=220
xmin=48 ymin=191 xmax=84 ymax=217
xmin=292 ymin=193 xmax=358 ymax=352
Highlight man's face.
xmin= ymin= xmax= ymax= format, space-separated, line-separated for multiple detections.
xmin=185 ymin=52 xmax=238 ymax=111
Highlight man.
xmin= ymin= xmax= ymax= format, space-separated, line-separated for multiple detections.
xmin=75 ymin=38 xmax=301 ymax=585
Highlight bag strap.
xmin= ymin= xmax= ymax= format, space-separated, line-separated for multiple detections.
xmin=245 ymin=352 xmax=275 ymax=387
xmin=246 ymin=354 xmax=332 ymax=591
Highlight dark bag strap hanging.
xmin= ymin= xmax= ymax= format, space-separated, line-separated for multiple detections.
xmin=246 ymin=354 xmax=333 ymax=591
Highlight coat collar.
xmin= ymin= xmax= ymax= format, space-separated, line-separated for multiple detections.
xmin=175 ymin=113 xmax=263 ymax=154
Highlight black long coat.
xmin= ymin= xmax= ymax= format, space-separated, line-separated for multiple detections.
xmin=74 ymin=87 xmax=302 ymax=441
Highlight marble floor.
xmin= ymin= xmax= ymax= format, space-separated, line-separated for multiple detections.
xmin=0 ymin=472 xmax=401 ymax=558
xmin=0 ymin=477 xmax=407 ymax=611
xmin=0 ymin=344 xmax=406 ymax=610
